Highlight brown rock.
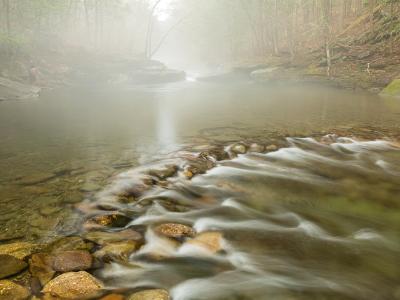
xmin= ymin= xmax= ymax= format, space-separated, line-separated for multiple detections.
xmin=100 ymin=294 xmax=125 ymax=300
xmin=94 ymin=241 xmax=140 ymax=262
xmin=0 ymin=254 xmax=28 ymax=279
xmin=0 ymin=280 xmax=30 ymax=300
xmin=84 ymin=229 xmax=142 ymax=245
xmin=128 ymin=289 xmax=169 ymax=300
xmin=186 ymin=232 xmax=223 ymax=253
xmin=85 ymin=214 xmax=131 ymax=229
xmin=53 ymin=251 xmax=93 ymax=272
xmin=42 ymin=271 xmax=103 ymax=299
xmin=155 ymin=223 xmax=195 ymax=239
xmin=29 ymin=253 xmax=55 ymax=286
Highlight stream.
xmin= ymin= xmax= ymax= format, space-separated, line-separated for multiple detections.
xmin=0 ymin=80 xmax=400 ymax=299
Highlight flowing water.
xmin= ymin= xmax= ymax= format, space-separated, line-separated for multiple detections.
xmin=1 ymin=80 xmax=400 ymax=299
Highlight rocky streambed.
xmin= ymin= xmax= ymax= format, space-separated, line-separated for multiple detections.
xmin=1 ymin=126 xmax=400 ymax=300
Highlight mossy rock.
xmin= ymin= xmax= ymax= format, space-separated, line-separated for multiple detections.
xmin=380 ymin=79 xmax=400 ymax=97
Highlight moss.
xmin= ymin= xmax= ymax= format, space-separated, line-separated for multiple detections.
xmin=380 ymin=78 xmax=400 ymax=97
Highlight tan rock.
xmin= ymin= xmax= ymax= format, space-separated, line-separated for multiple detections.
xmin=249 ymin=143 xmax=265 ymax=153
xmin=42 ymin=271 xmax=103 ymax=299
xmin=128 ymin=289 xmax=169 ymax=300
xmin=53 ymin=251 xmax=93 ymax=272
xmin=155 ymin=223 xmax=195 ymax=239
xmin=266 ymin=144 xmax=278 ymax=151
xmin=0 ymin=280 xmax=30 ymax=300
xmin=94 ymin=241 xmax=140 ymax=262
xmin=46 ymin=236 xmax=94 ymax=254
xmin=100 ymin=293 xmax=125 ymax=300
xmin=230 ymin=143 xmax=248 ymax=154
xmin=29 ymin=253 xmax=55 ymax=286
xmin=85 ymin=229 xmax=142 ymax=245
xmin=186 ymin=232 xmax=223 ymax=253
xmin=0 ymin=242 xmax=43 ymax=260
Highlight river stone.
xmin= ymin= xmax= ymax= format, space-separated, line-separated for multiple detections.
xmin=266 ymin=144 xmax=278 ymax=151
xmin=94 ymin=241 xmax=139 ymax=262
xmin=85 ymin=213 xmax=131 ymax=229
xmin=230 ymin=143 xmax=248 ymax=154
xmin=84 ymin=229 xmax=142 ymax=245
xmin=42 ymin=271 xmax=103 ymax=299
xmin=148 ymin=165 xmax=178 ymax=180
xmin=29 ymin=253 xmax=56 ymax=286
xmin=100 ymin=294 xmax=125 ymax=300
xmin=0 ymin=280 xmax=30 ymax=300
xmin=155 ymin=223 xmax=195 ymax=239
xmin=0 ymin=254 xmax=28 ymax=279
xmin=186 ymin=232 xmax=223 ymax=253
xmin=53 ymin=250 xmax=93 ymax=272
xmin=128 ymin=289 xmax=169 ymax=300
xmin=46 ymin=236 xmax=95 ymax=254
xmin=248 ymin=143 xmax=265 ymax=153
xmin=0 ymin=242 xmax=43 ymax=259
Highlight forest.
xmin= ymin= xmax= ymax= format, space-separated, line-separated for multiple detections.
xmin=0 ymin=1 xmax=400 ymax=300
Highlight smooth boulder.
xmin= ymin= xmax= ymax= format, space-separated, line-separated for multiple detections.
xmin=155 ymin=223 xmax=195 ymax=239
xmin=42 ymin=271 xmax=103 ymax=299
xmin=0 ymin=280 xmax=30 ymax=300
xmin=53 ymin=250 xmax=93 ymax=272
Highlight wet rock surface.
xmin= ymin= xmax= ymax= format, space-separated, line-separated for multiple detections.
xmin=94 ymin=241 xmax=139 ymax=262
xmin=29 ymin=253 xmax=55 ymax=286
xmin=42 ymin=271 xmax=103 ymax=299
xmin=155 ymin=223 xmax=195 ymax=239
xmin=53 ymin=250 xmax=93 ymax=272
xmin=84 ymin=229 xmax=142 ymax=245
xmin=128 ymin=289 xmax=170 ymax=300
xmin=0 ymin=254 xmax=28 ymax=279
xmin=0 ymin=280 xmax=30 ymax=300
xmin=185 ymin=232 xmax=223 ymax=253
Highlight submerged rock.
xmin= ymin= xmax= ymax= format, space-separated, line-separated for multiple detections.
xmin=84 ymin=213 xmax=131 ymax=229
xmin=100 ymin=294 xmax=125 ymax=300
xmin=84 ymin=229 xmax=142 ymax=245
xmin=53 ymin=250 xmax=93 ymax=272
xmin=248 ymin=143 xmax=265 ymax=153
xmin=128 ymin=289 xmax=170 ymax=300
xmin=0 ymin=242 xmax=43 ymax=260
xmin=0 ymin=254 xmax=28 ymax=279
xmin=42 ymin=271 xmax=103 ymax=299
xmin=186 ymin=232 xmax=223 ymax=253
xmin=148 ymin=165 xmax=178 ymax=180
xmin=266 ymin=144 xmax=278 ymax=151
xmin=230 ymin=143 xmax=248 ymax=155
xmin=0 ymin=280 xmax=30 ymax=300
xmin=94 ymin=241 xmax=139 ymax=262
xmin=46 ymin=236 xmax=95 ymax=254
xmin=29 ymin=253 xmax=55 ymax=286
xmin=155 ymin=223 xmax=195 ymax=239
